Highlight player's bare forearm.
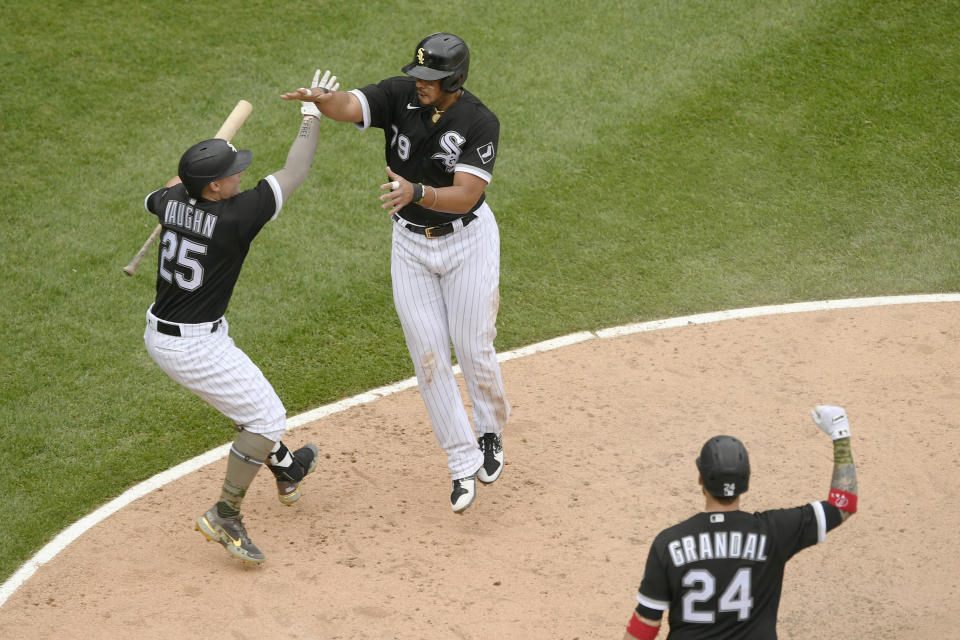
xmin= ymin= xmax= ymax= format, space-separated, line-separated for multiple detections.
xmin=272 ymin=116 xmax=320 ymax=200
xmin=425 ymin=172 xmax=488 ymax=214
xmin=380 ymin=169 xmax=488 ymax=216
xmin=423 ymin=183 xmax=485 ymax=214
xmin=830 ymin=437 xmax=858 ymax=522
xmin=280 ymin=87 xmax=362 ymax=123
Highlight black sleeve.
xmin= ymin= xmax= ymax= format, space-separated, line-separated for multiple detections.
xmin=766 ymin=501 xmax=844 ymax=562
xmin=458 ymin=107 xmax=499 ymax=178
xmin=144 ymin=187 xmax=169 ymax=217
xmin=357 ymin=77 xmax=406 ymax=130
xmin=231 ymin=178 xmax=280 ymax=241
xmin=634 ymin=538 xmax=670 ymax=621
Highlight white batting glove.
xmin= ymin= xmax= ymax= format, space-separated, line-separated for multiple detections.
xmin=810 ymin=405 xmax=851 ymax=440
xmin=300 ymin=69 xmax=340 ymax=119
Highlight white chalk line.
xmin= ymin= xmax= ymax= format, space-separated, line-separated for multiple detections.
xmin=2 ymin=293 xmax=958 ymax=607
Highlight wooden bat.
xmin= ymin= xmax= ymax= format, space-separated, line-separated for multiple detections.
xmin=123 ymin=99 xmax=253 ymax=276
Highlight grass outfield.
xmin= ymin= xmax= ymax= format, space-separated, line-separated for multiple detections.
xmin=2 ymin=0 xmax=958 ymax=584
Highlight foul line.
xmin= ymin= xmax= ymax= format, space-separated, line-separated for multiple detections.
xmin=2 ymin=293 xmax=958 ymax=607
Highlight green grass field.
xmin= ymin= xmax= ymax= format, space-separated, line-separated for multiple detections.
xmin=2 ymin=0 xmax=958 ymax=584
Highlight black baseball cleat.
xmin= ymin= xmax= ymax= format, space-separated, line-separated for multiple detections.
xmin=451 ymin=474 xmax=477 ymax=513
xmin=476 ymin=433 xmax=503 ymax=484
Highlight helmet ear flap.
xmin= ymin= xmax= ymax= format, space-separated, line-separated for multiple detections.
xmin=440 ymin=69 xmax=467 ymax=93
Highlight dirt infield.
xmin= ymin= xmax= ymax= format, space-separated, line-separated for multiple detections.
xmin=1 ymin=301 xmax=958 ymax=639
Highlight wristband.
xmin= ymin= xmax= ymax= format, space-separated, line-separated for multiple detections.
xmin=413 ymin=183 xmax=425 ymax=203
xmin=828 ymin=489 xmax=858 ymax=513
xmin=626 ymin=614 xmax=659 ymax=640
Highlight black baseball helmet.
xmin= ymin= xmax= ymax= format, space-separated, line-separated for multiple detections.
xmin=402 ymin=32 xmax=470 ymax=93
xmin=178 ymin=138 xmax=252 ymax=199
xmin=696 ymin=435 xmax=750 ymax=498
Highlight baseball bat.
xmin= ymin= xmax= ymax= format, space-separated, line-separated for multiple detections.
xmin=123 ymin=99 xmax=253 ymax=276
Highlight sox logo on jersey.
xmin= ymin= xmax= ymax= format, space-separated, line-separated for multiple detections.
xmin=432 ymin=131 xmax=466 ymax=170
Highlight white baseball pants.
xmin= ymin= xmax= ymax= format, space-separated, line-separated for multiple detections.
xmin=143 ymin=306 xmax=287 ymax=440
xmin=391 ymin=202 xmax=510 ymax=480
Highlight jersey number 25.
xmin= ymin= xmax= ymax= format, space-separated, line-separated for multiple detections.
xmin=159 ymin=230 xmax=207 ymax=291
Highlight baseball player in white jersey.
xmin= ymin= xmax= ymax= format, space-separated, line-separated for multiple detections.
xmin=282 ymin=33 xmax=508 ymax=512
xmin=142 ymin=71 xmax=339 ymax=563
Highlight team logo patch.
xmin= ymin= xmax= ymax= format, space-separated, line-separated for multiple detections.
xmin=433 ymin=131 xmax=466 ymax=172
xmin=417 ymin=48 xmax=425 ymax=64
xmin=477 ymin=142 xmax=495 ymax=164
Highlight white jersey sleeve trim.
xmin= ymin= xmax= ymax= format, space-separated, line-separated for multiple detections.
xmin=265 ymin=174 xmax=283 ymax=222
xmin=350 ymin=89 xmax=371 ymax=131
xmin=455 ymin=163 xmax=492 ymax=184
xmin=144 ymin=189 xmax=160 ymax=212
xmin=810 ymin=500 xmax=827 ymax=543
xmin=636 ymin=591 xmax=670 ymax=611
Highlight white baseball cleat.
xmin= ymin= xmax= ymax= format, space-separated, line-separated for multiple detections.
xmin=476 ymin=433 xmax=503 ymax=484
xmin=451 ymin=474 xmax=477 ymax=513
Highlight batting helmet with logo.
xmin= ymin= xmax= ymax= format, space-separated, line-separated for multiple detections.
xmin=401 ymin=32 xmax=470 ymax=93
xmin=696 ymin=435 xmax=751 ymax=498
xmin=178 ymin=138 xmax=252 ymax=199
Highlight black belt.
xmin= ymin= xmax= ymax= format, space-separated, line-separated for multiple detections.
xmin=156 ymin=319 xmax=221 ymax=337
xmin=392 ymin=213 xmax=477 ymax=239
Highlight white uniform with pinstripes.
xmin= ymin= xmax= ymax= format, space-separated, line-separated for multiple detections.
xmin=391 ymin=200 xmax=510 ymax=480
xmin=143 ymin=309 xmax=286 ymax=438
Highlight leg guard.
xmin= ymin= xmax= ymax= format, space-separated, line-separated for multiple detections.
xmin=267 ymin=441 xmax=314 ymax=482
xmin=219 ymin=429 xmax=275 ymax=511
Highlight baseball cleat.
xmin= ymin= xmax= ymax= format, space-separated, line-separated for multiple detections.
xmin=451 ymin=474 xmax=477 ymax=513
xmin=274 ymin=443 xmax=319 ymax=506
xmin=196 ymin=506 xmax=265 ymax=564
xmin=476 ymin=433 xmax=503 ymax=484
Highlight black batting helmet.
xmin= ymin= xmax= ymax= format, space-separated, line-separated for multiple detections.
xmin=178 ymin=138 xmax=252 ymax=199
xmin=696 ymin=435 xmax=750 ymax=498
xmin=401 ymin=32 xmax=470 ymax=93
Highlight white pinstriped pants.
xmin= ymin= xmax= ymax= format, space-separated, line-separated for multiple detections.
xmin=391 ymin=202 xmax=510 ymax=480
xmin=143 ymin=307 xmax=287 ymax=439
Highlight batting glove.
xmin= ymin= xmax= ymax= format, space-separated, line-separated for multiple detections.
xmin=810 ymin=405 xmax=851 ymax=440
xmin=300 ymin=69 xmax=340 ymax=119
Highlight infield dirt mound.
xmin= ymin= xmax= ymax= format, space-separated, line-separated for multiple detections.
xmin=1 ymin=302 xmax=958 ymax=639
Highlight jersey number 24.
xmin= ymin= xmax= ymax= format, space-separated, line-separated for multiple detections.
xmin=681 ymin=567 xmax=753 ymax=623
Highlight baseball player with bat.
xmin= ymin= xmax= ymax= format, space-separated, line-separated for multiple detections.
xmin=140 ymin=70 xmax=339 ymax=564
xmin=623 ymin=406 xmax=859 ymax=639
xmin=281 ymin=33 xmax=509 ymax=513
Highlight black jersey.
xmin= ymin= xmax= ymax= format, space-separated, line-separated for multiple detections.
xmin=143 ymin=177 xmax=281 ymax=323
xmin=352 ymin=76 xmax=499 ymax=227
xmin=634 ymin=502 xmax=843 ymax=639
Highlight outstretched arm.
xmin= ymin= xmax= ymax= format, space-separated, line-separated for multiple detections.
xmin=272 ymin=70 xmax=340 ymax=200
xmin=280 ymin=71 xmax=362 ymax=124
xmin=811 ymin=405 xmax=859 ymax=523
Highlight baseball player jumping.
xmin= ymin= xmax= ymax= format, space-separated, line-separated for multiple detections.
xmin=141 ymin=70 xmax=339 ymax=564
xmin=281 ymin=33 xmax=509 ymax=512
xmin=622 ymin=406 xmax=859 ymax=639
